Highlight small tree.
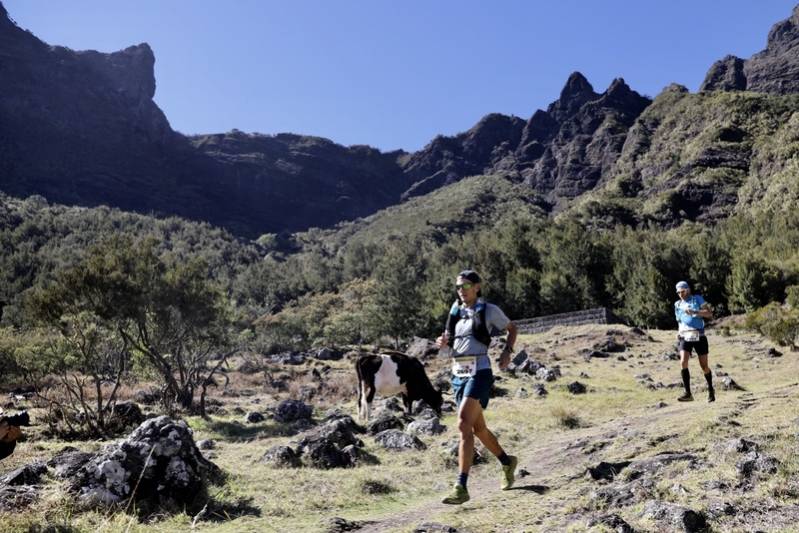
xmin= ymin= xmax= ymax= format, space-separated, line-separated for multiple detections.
xmin=9 ymin=316 xmax=129 ymax=437
xmin=0 ymin=327 xmax=22 ymax=381
xmin=539 ymin=221 xmax=611 ymax=314
xmin=609 ymin=229 xmax=684 ymax=328
xmin=368 ymin=238 xmax=429 ymax=348
xmin=745 ymin=302 xmax=799 ymax=350
xmin=786 ymin=285 xmax=799 ymax=309
xmin=24 ymin=237 xmax=236 ymax=416
xmin=727 ymin=254 xmax=782 ymax=313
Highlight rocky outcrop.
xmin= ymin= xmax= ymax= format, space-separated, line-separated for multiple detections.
xmin=190 ymin=131 xmax=413 ymax=233
xmin=400 ymin=113 xmax=525 ymax=199
xmin=641 ymin=500 xmax=708 ymax=533
xmin=406 ymin=416 xmax=446 ymax=437
xmin=374 ymin=429 xmax=426 ymax=451
xmin=367 ymin=412 xmax=405 ymax=435
xmin=1 ymin=462 xmax=47 ymax=486
xmin=261 ymin=445 xmax=302 ymax=468
xmin=273 ymin=399 xmax=313 ymax=423
xmin=66 ymin=416 xmax=222 ymax=512
xmin=48 ymin=447 xmax=95 ymax=479
xmin=520 ymin=74 xmax=651 ymax=208
xmin=701 ymin=6 xmax=799 ymax=94
xmin=700 ymin=55 xmax=747 ymax=92
xmin=263 ymin=416 xmax=376 ymax=469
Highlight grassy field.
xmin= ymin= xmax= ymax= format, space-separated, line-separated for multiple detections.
xmin=1 ymin=323 xmax=798 ymax=532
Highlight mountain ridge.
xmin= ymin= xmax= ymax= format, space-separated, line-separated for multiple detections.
xmin=3 ymin=2 xmax=799 ymax=237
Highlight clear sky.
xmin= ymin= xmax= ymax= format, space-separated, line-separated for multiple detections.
xmin=5 ymin=1 xmax=797 ymax=152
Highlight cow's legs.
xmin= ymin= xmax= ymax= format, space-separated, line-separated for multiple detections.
xmin=402 ymin=393 xmax=413 ymax=415
xmin=357 ymin=381 xmax=364 ymax=422
xmin=362 ymin=383 xmax=376 ymax=422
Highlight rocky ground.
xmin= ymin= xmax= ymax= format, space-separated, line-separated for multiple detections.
xmin=0 ymin=323 xmax=797 ymax=532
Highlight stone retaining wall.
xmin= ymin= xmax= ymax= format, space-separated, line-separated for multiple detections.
xmin=515 ymin=307 xmax=617 ymax=334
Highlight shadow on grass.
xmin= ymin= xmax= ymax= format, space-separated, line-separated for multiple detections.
xmin=205 ymin=420 xmax=297 ymax=441
xmin=510 ymin=484 xmax=550 ymax=494
xmin=204 ymin=496 xmax=262 ymax=522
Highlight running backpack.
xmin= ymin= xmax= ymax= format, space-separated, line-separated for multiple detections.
xmin=445 ymin=299 xmax=492 ymax=348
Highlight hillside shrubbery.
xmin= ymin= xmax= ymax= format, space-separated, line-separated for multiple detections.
xmin=1 ymin=187 xmax=798 ymax=367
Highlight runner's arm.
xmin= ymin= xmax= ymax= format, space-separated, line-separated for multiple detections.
xmin=499 ymin=322 xmax=517 ymax=370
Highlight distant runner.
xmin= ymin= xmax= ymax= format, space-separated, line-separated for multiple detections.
xmin=674 ymin=280 xmax=715 ymax=402
xmin=436 ymin=269 xmax=518 ymax=505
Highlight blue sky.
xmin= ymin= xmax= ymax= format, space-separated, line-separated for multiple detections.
xmin=5 ymin=1 xmax=797 ymax=151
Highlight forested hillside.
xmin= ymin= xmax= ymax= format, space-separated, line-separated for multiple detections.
xmin=2 ymin=1 xmax=799 ymax=401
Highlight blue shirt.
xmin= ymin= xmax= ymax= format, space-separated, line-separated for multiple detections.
xmin=674 ymin=294 xmax=706 ymax=333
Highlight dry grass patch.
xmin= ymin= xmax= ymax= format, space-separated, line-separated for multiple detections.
xmin=550 ymin=406 xmax=583 ymax=429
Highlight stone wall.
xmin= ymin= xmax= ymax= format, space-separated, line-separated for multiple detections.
xmin=515 ymin=307 xmax=617 ymax=334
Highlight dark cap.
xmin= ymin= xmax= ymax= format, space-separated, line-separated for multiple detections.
xmin=458 ymin=270 xmax=482 ymax=283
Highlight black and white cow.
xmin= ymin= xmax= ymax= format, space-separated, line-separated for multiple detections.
xmin=355 ymin=351 xmax=443 ymax=422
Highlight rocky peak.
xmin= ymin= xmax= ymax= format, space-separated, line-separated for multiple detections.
xmin=604 ymin=78 xmax=633 ymax=100
xmin=517 ymin=73 xmax=603 ymax=160
xmin=520 ymin=73 xmax=651 ymax=204
xmin=517 ymin=109 xmax=559 ymax=155
xmin=77 ymin=43 xmax=156 ymax=102
xmin=700 ymin=55 xmax=746 ymax=92
xmin=399 ymin=112 xmax=524 ymax=199
xmin=765 ymin=5 xmax=799 ymax=51
xmin=592 ymin=78 xmax=651 ymax=117
xmin=471 ymin=112 xmax=521 ymax=131
xmin=702 ymin=5 xmax=799 ymax=94
xmin=0 ymin=1 xmax=44 ymax=51
xmin=559 ymin=71 xmax=595 ymax=101
xmin=664 ymin=83 xmax=689 ymax=94
xmin=548 ymin=71 xmax=599 ymax=121
xmin=463 ymin=113 xmax=524 ymax=148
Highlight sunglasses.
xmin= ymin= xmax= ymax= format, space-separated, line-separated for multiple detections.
xmin=456 ymin=282 xmax=474 ymax=290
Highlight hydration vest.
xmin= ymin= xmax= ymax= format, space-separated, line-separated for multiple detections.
xmin=445 ymin=299 xmax=492 ymax=348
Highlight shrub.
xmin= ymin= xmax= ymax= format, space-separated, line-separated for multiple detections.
xmin=745 ymin=302 xmax=799 ymax=350
xmin=787 ymin=285 xmax=799 ymax=309
xmin=22 ymin=236 xmax=236 ymax=417
xmin=551 ymin=406 xmax=582 ymax=429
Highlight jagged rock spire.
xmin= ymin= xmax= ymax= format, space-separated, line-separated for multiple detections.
xmin=701 ymin=5 xmax=799 ymax=94
xmin=560 ymin=71 xmax=595 ymax=100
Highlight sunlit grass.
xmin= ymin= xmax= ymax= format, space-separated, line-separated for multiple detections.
xmin=2 ymin=324 xmax=799 ymax=531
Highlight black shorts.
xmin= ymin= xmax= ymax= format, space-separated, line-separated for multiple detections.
xmin=678 ymin=335 xmax=709 ymax=356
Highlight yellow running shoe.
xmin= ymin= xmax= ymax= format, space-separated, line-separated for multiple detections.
xmin=441 ymin=483 xmax=470 ymax=504
xmin=501 ymin=455 xmax=518 ymax=490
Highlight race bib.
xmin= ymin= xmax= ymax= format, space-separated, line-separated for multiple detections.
xmin=682 ymin=330 xmax=701 ymax=342
xmin=452 ymin=358 xmax=476 ymax=378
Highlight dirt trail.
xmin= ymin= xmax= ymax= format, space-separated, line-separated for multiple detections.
xmin=354 ymin=380 xmax=799 ymax=533
xmin=354 ymin=401 xmax=707 ymax=533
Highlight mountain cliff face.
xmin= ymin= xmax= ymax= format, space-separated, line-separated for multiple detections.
xmin=399 ymin=113 xmax=525 ymax=200
xmin=3 ymin=1 xmax=799 ymax=238
xmin=1 ymin=0 xmax=651 ymax=237
xmin=400 ymin=72 xmax=652 ymax=210
xmin=189 ymin=131 xmax=411 ymax=232
xmin=701 ymin=6 xmax=799 ymax=94
xmin=0 ymin=2 xmax=413 ymax=237
xmin=518 ymin=74 xmax=651 ymax=209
